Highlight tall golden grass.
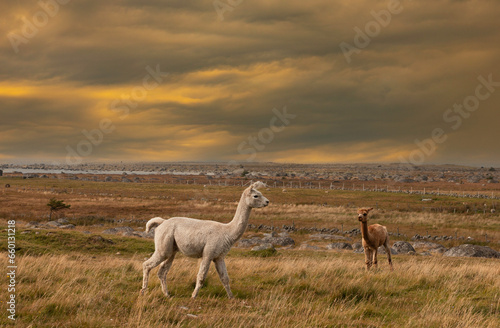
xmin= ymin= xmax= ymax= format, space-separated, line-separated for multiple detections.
xmin=1 ymin=249 xmax=499 ymax=327
xmin=1 ymin=177 xmax=499 ymax=327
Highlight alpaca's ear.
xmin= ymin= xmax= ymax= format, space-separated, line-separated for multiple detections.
xmin=251 ymin=181 xmax=266 ymax=190
xmin=368 ymin=207 xmax=374 ymax=212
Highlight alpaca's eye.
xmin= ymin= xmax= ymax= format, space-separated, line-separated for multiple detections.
xmin=363 ymin=213 xmax=367 ymax=216
xmin=253 ymin=195 xmax=259 ymax=198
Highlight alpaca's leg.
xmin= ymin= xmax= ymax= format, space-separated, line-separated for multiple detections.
xmin=141 ymin=252 xmax=166 ymax=295
xmin=157 ymin=253 xmax=176 ymax=297
xmin=372 ymin=248 xmax=378 ymax=270
xmin=214 ymin=257 xmax=233 ymax=298
xmin=192 ymin=257 xmax=211 ymax=298
xmin=364 ymin=247 xmax=373 ymax=271
xmin=384 ymin=240 xmax=393 ymax=271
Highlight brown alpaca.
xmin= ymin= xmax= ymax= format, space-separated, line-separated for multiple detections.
xmin=357 ymin=208 xmax=393 ymax=271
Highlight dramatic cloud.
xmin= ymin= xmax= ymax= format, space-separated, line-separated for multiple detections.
xmin=1 ymin=0 xmax=499 ymax=165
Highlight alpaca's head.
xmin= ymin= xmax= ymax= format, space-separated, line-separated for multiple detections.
xmin=357 ymin=207 xmax=373 ymax=222
xmin=245 ymin=181 xmax=269 ymax=208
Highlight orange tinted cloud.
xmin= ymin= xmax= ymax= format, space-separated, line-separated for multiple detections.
xmin=0 ymin=0 xmax=499 ymax=165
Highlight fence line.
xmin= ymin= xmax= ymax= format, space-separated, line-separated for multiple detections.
xmin=6 ymin=174 xmax=500 ymax=201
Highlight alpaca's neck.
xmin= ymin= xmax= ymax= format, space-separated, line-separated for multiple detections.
xmin=360 ymin=221 xmax=370 ymax=242
xmin=227 ymin=193 xmax=252 ymax=242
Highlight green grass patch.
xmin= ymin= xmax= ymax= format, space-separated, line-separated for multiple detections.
xmin=3 ymin=228 xmax=154 ymax=257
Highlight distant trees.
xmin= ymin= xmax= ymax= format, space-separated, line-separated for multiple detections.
xmin=47 ymin=198 xmax=71 ymax=220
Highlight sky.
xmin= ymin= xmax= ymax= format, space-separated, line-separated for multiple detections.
xmin=1 ymin=0 xmax=499 ymax=166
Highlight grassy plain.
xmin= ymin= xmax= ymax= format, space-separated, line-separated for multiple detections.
xmin=1 ymin=232 xmax=499 ymax=328
xmin=1 ymin=176 xmax=499 ymax=327
xmin=1 ymin=176 xmax=499 ymax=245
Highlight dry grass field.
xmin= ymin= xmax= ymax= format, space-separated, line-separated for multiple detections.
xmin=1 ymin=176 xmax=499 ymax=245
xmin=1 ymin=176 xmax=500 ymax=327
xmin=0 ymin=241 xmax=499 ymax=327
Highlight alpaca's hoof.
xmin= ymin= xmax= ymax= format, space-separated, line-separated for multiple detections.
xmin=140 ymin=288 xmax=147 ymax=295
xmin=161 ymin=288 xmax=171 ymax=298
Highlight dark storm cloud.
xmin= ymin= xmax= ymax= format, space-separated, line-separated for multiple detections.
xmin=1 ymin=0 xmax=499 ymax=164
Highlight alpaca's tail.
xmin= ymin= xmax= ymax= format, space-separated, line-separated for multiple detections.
xmin=145 ymin=217 xmax=165 ymax=233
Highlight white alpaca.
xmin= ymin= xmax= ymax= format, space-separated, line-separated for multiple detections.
xmin=140 ymin=181 xmax=269 ymax=298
